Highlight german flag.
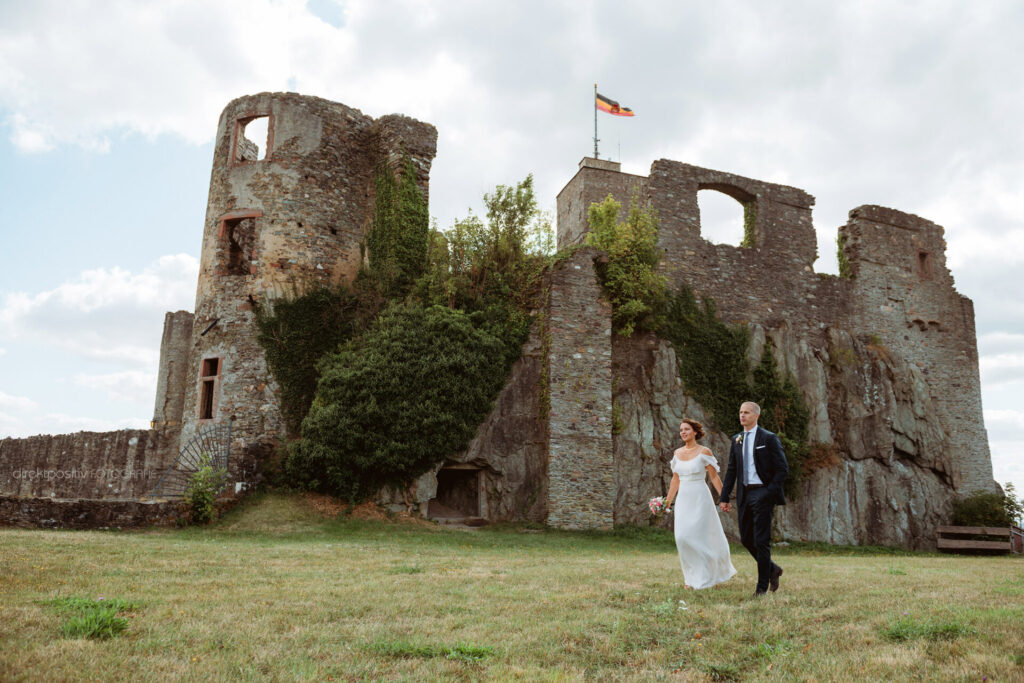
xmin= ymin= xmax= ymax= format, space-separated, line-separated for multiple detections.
xmin=596 ymin=92 xmax=635 ymax=117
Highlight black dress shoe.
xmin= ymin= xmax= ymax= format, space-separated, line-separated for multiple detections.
xmin=769 ymin=566 xmax=783 ymax=592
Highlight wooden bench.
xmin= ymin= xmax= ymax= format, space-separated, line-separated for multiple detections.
xmin=936 ymin=525 xmax=1023 ymax=553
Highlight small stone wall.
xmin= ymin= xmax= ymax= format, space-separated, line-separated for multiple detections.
xmin=0 ymin=496 xmax=179 ymax=529
xmin=0 ymin=429 xmax=176 ymax=500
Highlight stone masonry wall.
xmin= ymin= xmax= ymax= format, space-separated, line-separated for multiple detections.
xmin=554 ymin=156 xmax=995 ymax=542
xmin=0 ymin=497 xmax=179 ymax=529
xmin=556 ymin=157 xmax=647 ymax=249
xmin=546 ymin=247 xmax=615 ymax=529
xmin=0 ymin=429 xmax=176 ymax=500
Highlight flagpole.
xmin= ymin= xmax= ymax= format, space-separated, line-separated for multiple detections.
xmin=593 ymin=83 xmax=599 ymax=159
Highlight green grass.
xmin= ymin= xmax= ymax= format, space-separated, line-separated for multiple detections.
xmin=1 ymin=492 xmax=1022 ymax=680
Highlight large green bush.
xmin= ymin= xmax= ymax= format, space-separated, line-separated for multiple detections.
xmin=952 ymin=484 xmax=1023 ymax=527
xmin=285 ymin=302 xmax=510 ymax=500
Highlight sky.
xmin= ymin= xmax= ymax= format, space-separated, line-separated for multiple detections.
xmin=1 ymin=0 xmax=1021 ymax=495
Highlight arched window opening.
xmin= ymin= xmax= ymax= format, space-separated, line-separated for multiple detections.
xmin=697 ymin=188 xmax=754 ymax=247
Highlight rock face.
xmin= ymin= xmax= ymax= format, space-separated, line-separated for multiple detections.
xmin=612 ymin=326 xmax=957 ymax=550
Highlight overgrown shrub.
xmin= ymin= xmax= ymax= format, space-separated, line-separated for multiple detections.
xmin=418 ymin=174 xmax=553 ymax=317
xmin=253 ymin=174 xmax=553 ymax=498
xmin=285 ymin=302 xmax=510 ymax=501
xmin=183 ymin=452 xmax=227 ymax=524
xmin=952 ymin=484 xmax=1023 ymax=527
xmin=585 ymin=194 xmax=667 ymax=336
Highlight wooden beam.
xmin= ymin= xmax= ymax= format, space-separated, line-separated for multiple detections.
xmin=937 ymin=538 xmax=1010 ymax=551
xmin=936 ymin=526 xmax=1011 ymax=537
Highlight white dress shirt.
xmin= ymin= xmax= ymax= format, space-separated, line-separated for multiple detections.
xmin=743 ymin=426 xmax=764 ymax=486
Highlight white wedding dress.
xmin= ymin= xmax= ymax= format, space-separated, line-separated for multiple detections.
xmin=671 ymin=453 xmax=737 ymax=589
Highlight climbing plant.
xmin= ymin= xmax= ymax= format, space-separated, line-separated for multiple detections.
xmin=740 ymin=201 xmax=757 ymax=248
xmin=836 ymin=232 xmax=853 ymax=278
xmin=365 ymin=156 xmax=430 ymax=296
xmin=253 ymin=283 xmax=361 ymax=436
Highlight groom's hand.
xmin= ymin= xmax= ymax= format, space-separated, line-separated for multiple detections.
xmin=719 ymin=502 xmax=731 ymax=512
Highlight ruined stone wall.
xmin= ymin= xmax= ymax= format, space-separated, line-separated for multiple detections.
xmin=0 ymin=497 xmax=179 ymax=529
xmin=839 ymin=206 xmax=993 ymax=494
xmin=151 ymin=310 xmax=193 ymax=434
xmin=179 ymin=93 xmax=437 ymax=482
xmin=0 ymin=429 xmax=176 ymax=500
xmin=545 ymin=248 xmax=615 ymax=529
xmin=553 ymin=156 xmax=995 ymax=544
xmin=645 ymin=159 xmax=849 ymax=345
xmin=556 ymin=158 xmax=647 ymax=248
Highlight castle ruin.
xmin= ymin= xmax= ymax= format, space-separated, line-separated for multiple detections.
xmin=0 ymin=93 xmax=995 ymax=548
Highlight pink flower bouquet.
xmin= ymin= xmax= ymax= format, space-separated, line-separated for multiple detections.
xmin=648 ymin=496 xmax=669 ymax=516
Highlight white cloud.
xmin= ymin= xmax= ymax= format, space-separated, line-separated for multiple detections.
xmin=74 ymin=371 xmax=157 ymax=405
xmin=980 ymin=353 xmax=1024 ymax=388
xmin=0 ymin=254 xmax=197 ymax=367
xmin=0 ymin=389 xmax=147 ymax=438
xmin=0 ymin=391 xmax=37 ymax=412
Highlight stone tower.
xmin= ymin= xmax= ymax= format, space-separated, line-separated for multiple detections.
xmin=165 ymin=93 xmax=436 ymax=481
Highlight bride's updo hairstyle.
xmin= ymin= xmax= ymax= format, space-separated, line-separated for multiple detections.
xmin=681 ymin=418 xmax=705 ymax=440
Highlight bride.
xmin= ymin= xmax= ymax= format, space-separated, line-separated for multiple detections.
xmin=665 ymin=418 xmax=737 ymax=590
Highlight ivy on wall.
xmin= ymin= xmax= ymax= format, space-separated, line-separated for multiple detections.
xmin=253 ymin=284 xmax=360 ymax=437
xmin=365 ymin=157 xmax=430 ymax=297
xmin=659 ymin=285 xmax=811 ymax=497
xmin=740 ymin=201 xmax=757 ymax=248
xmin=836 ymin=232 xmax=853 ymax=278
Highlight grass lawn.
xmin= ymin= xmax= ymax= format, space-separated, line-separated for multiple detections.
xmin=1 ymin=493 xmax=1022 ymax=681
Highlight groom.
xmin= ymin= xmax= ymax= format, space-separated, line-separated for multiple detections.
xmin=719 ymin=401 xmax=788 ymax=596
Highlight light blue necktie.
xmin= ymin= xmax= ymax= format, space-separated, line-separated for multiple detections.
xmin=744 ymin=429 xmax=753 ymax=485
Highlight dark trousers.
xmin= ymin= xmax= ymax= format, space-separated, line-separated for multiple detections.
xmin=738 ymin=487 xmax=779 ymax=593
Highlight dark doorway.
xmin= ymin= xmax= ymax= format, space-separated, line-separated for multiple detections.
xmin=428 ymin=466 xmax=481 ymax=520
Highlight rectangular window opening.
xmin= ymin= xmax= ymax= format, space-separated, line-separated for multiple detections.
xmin=917 ymin=250 xmax=933 ymax=279
xmin=201 ymin=358 xmax=219 ymax=377
xmin=199 ymin=380 xmax=216 ymax=420
xmin=234 ymin=115 xmax=270 ymax=163
xmin=223 ymin=217 xmax=257 ymax=276
xmin=198 ymin=356 xmax=222 ymax=421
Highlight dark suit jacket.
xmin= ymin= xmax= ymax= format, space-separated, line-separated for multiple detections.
xmin=720 ymin=426 xmax=789 ymax=509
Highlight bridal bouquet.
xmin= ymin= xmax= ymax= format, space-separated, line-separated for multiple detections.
xmin=648 ymin=496 xmax=669 ymax=517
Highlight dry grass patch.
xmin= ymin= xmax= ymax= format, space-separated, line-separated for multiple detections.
xmin=1 ymin=493 xmax=1022 ymax=680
